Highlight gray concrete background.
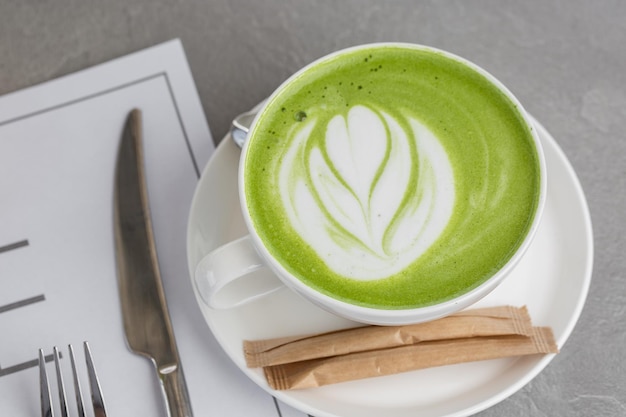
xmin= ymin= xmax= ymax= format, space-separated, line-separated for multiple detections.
xmin=1 ymin=1 xmax=624 ymax=415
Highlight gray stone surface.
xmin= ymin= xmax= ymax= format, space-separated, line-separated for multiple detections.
xmin=1 ymin=0 xmax=624 ymax=415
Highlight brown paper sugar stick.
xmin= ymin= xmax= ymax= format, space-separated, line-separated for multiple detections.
xmin=245 ymin=305 xmax=532 ymax=368
xmin=264 ymin=326 xmax=558 ymax=390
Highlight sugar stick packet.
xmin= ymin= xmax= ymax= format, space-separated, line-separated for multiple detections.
xmin=264 ymin=326 xmax=558 ymax=390
xmin=245 ymin=305 xmax=532 ymax=368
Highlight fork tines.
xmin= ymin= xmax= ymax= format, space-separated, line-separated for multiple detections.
xmin=38 ymin=342 xmax=107 ymax=417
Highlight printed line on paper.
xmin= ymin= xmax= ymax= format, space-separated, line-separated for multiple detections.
xmin=0 ymin=239 xmax=29 ymax=254
xmin=0 ymin=72 xmax=200 ymax=180
xmin=0 ymin=352 xmax=56 ymax=378
xmin=273 ymin=397 xmax=283 ymax=417
xmin=0 ymin=294 xmax=46 ymax=314
xmin=0 ymin=74 xmax=163 ymax=128
xmin=163 ymin=73 xmax=200 ymax=178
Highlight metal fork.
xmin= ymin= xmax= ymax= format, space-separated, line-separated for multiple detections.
xmin=38 ymin=342 xmax=107 ymax=417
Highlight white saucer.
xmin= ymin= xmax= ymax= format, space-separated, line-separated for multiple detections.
xmin=186 ymin=116 xmax=593 ymax=417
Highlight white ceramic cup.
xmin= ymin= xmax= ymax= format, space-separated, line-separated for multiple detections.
xmin=193 ymin=43 xmax=547 ymax=325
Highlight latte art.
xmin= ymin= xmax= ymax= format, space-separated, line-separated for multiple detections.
xmin=243 ymin=44 xmax=542 ymax=309
xmin=279 ymin=105 xmax=455 ymax=280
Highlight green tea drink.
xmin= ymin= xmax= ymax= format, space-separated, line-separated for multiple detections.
xmin=243 ymin=44 xmax=542 ymax=310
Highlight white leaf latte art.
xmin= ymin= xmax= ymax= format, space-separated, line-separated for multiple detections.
xmin=278 ymin=105 xmax=455 ymax=281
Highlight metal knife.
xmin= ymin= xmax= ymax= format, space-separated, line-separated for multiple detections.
xmin=113 ymin=109 xmax=193 ymax=417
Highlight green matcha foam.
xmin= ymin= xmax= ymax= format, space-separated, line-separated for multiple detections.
xmin=244 ymin=45 xmax=542 ymax=309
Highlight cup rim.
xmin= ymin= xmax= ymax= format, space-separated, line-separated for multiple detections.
xmin=238 ymin=42 xmax=547 ymax=325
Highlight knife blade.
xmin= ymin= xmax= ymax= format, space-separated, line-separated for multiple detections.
xmin=113 ymin=109 xmax=193 ymax=417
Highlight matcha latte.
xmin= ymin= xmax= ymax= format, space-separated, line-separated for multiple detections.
xmin=242 ymin=44 xmax=543 ymax=310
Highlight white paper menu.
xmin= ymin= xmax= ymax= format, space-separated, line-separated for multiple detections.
xmin=0 ymin=40 xmax=306 ymax=417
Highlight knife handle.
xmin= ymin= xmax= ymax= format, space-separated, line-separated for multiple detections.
xmin=158 ymin=364 xmax=194 ymax=417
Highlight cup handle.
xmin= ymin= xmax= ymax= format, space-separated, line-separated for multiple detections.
xmin=194 ymin=235 xmax=284 ymax=309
